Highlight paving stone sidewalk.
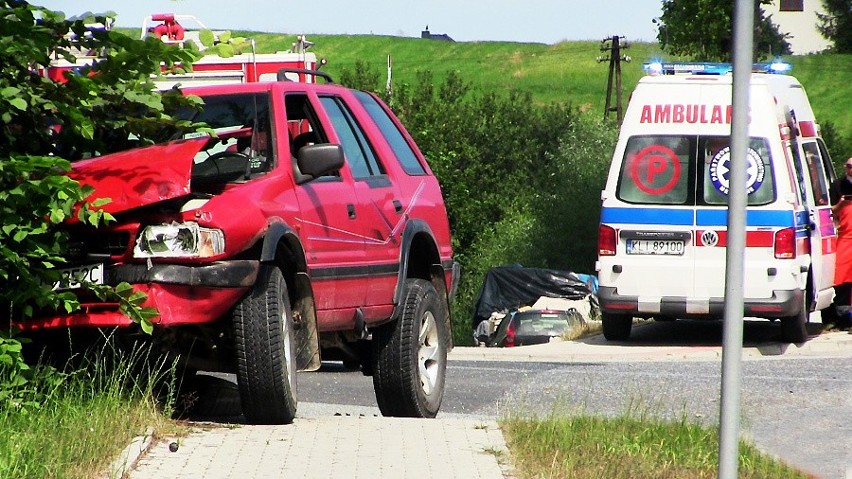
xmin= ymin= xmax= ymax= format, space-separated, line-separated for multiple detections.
xmin=127 ymin=416 xmax=511 ymax=479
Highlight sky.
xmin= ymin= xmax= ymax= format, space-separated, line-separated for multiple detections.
xmin=33 ymin=0 xmax=664 ymax=44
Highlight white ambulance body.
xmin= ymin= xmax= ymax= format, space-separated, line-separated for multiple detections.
xmin=596 ymin=62 xmax=836 ymax=343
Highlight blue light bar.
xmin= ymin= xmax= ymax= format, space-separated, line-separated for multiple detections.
xmin=643 ymin=60 xmax=792 ymax=76
xmin=642 ymin=61 xmax=733 ymax=75
xmin=754 ymin=60 xmax=792 ymax=74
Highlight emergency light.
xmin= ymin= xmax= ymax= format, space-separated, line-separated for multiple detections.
xmin=643 ymin=60 xmax=792 ymax=76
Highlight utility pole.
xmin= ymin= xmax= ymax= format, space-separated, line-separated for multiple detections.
xmin=597 ymin=36 xmax=631 ymax=123
xmin=386 ymin=54 xmax=393 ymax=99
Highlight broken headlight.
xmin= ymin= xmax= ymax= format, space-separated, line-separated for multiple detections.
xmin=134 ymin=222 xmax=224 ymax=258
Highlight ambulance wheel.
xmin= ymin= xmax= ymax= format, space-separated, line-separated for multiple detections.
xmin=602 ymin=313 xmax=632 ymax=341
xmin=780 ymin=306 xmax=808 ymax=344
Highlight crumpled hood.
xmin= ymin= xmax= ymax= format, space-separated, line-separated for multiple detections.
xmin=69 ymin=138 xmax=208 ymax=216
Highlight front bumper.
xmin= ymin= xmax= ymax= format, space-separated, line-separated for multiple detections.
xmin=109 ymin=260 xmax=259 ymax=288
xmin=21 ymin=260 xmax=260 ymax=330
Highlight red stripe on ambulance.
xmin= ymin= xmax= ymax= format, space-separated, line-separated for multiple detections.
xmin=696 ymin=230 xmax=774 ymax=247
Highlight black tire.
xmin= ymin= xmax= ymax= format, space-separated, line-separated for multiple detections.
xmin=372 ymin=278 xmax=448 ymax=418
xmin=781 ymin=306 xmax=808 ymax=343
xmin=233 ymin=265 xmax=297 ymax=424
xmin=602 ymin=312 xmax=633 ymax=341
xmin=820 ymin=303 xmax=837 ymax=326
xmin=342 ymin=358 xmax=361 ymax=371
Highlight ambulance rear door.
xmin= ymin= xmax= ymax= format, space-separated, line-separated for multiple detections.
xmin=692 ymin=79 xmax=787 ymax=306
xmin=600 ymin=78 xmax=703 ymax=315
xmin=796 ymin=137 xmax=836 ymax=309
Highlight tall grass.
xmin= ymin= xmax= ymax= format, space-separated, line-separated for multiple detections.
xmin=0 ymin=338 xmax=180 ymax=479
xmin=501 ymin=413 xmax=807 ymax=479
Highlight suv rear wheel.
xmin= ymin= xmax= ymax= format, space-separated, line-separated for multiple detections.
xmin=372 ymin=278 xmax=447 ymax=418
xmin=233 ymin=264 xmax=298 ymax=424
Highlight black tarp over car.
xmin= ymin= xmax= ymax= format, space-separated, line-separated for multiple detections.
xmin=471 ymin=265 xmax=596 ymax=331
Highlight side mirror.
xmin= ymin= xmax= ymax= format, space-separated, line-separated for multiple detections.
xmin=295 ymin=144 xmax=344 ymax=184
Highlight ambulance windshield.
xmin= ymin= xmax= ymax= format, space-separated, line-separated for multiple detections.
xmin=616 ymin=135 xmax=775 ymax=206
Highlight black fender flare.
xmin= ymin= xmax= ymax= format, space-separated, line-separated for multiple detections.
xmin=260 ymin=221 xmax=302 ymax=265
xmin=392 ymin=220 xmax=453 ymax=348
xmin=394 ymin=220 xmax=438 ymax=301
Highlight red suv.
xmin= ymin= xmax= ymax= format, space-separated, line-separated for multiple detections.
xmin=23 ymin=72 xmax=458 ymax=424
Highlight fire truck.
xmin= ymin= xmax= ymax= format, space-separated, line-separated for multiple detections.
xmin=44 ymin=13 xmax=320 ymax=87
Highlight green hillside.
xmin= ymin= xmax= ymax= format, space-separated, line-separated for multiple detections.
xmin=241 ymin=32 xmax=852 ymax=152
xmin=116 ymin=24 xmax=852 ymax=153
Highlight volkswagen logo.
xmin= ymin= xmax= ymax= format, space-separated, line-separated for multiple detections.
xmin=701 ymin=230 xmax=719 ymax=247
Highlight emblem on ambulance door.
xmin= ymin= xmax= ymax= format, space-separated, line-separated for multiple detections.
xmin=709 ymin=147 xmax=765 ymax=196
xmin=701 ymin=230 xmax=719 ymax=247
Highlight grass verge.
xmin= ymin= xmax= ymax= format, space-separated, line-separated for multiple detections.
xmin=0 ymin=341 xmax=185 ymax=479
xmin=500 ymin=413 xmax=808 ymax=479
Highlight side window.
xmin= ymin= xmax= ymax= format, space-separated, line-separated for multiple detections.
xmin=817 ymin=138 xmax=837 ymax=183
xmin=802 ymin=141 xmax=830 ymax=205
xmin=319 ymin=96 xmax=384 ymax=179
xmin=698 ymin=136 xmax=775 ymax=206
xmin=616 ymin=135 xmax=692 ymax=205
xmin=788 ymin=140 xmax=810 ymax=205
xmin=354 ymin=91 xmax=426 ymax=175
xmin=284 ymin=93 xmax=339 ymax=179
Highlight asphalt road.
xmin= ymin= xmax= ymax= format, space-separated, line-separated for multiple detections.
xmin=186 ymin=320 xmax=852 ymax=479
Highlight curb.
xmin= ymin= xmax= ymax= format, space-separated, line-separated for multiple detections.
xmin=104 ymin=427 xmax=155 ymax=479
xmin=448 ymin=330 xmax=852 ymax=363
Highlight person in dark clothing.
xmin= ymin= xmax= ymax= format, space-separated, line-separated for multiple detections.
xmin=828 ymin=157 xmax=852 ymax=329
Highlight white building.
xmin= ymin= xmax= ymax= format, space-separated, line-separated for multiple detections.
xmin=766 ymin=0 xmax=831 ymax=54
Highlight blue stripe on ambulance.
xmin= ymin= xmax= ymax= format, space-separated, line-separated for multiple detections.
xmin=601 ymin=207 xmax=798 ymax=229
xmin=600 ymin=207 xmax=692 ymax=225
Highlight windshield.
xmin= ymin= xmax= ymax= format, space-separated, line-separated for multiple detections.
xmin=184 ymin=93 xmax=273 ymax=185
xmin=615 ymin=135 xmax=775 ymax=206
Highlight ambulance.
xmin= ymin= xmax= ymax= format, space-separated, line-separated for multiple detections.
xmin=596 ymin=61 xmax=836 ymax=343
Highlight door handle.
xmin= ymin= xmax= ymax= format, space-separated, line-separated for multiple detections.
xmin=347 ymin=204 xmax=356 ymax=219
xmin=393 ymin=200 xmax=403 ymax=214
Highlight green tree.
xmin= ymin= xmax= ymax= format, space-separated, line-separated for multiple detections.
xmin=657 ymin=0 xmax=791 ymax=61
xmin=816 ymin=0 xmax=852 ymax=53
xmin=1 ymin=2 xmax=201 ymax=336
xmin=338 ymin=59 xmax=383 ymax=95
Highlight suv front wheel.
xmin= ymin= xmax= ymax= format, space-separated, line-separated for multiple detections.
xmin=233 ymin=264 xmax=298 ymax=424
xmin=372 ymin=278 xmax=448 ymax=418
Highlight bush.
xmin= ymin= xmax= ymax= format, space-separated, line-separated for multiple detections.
xmin=338 ymin=63 xmax=621 ymax=344
xmin=821 ymin=120 xmax=852 ymax=169
xmin=1 ymin=3 xmax=201 ymax=363
xmin=452 ymin=116 xmax=617 ymax=343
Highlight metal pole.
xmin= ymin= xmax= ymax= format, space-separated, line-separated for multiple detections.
xmin=718 ymin=0 xmax=753 ymax=477
xmin=386 ymin=54 xmax=393 ymax=98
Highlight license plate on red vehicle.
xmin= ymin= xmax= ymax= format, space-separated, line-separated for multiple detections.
xmin=53 ymin=264 xmax=104 ymax=290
